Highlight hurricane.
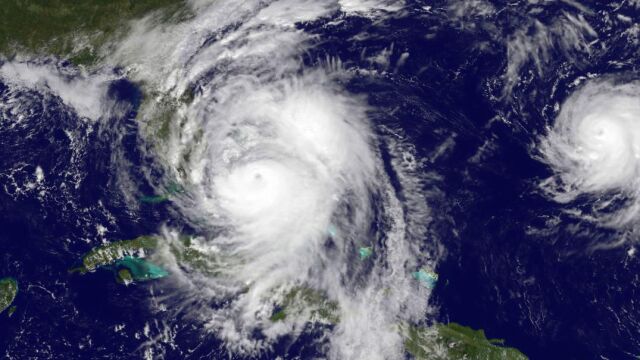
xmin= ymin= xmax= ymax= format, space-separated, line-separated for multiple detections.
xmin=106 ymin=0 xmax=434 ymax=358
xmin=5 ymin=0 xmax=640 ymax=358
xmin=539 ymin=78 xmax=640 ymax=227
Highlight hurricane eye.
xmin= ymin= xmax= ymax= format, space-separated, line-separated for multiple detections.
xmin=540 ymin=81 xmax=640 ymax=225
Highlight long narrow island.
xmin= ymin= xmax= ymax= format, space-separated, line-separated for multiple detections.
xmin=70 ymin=236 xmax=169 ymax=284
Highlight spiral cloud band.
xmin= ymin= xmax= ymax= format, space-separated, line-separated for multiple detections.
xmin=110 ymin=0 xmax=432 ymax=358
xmin=540 ymin=79 xmax=640 ymax=226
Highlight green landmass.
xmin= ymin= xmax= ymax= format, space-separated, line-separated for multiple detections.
xmin=140 ymin=182 xmax=185 ymax=204
xmin=0 ymin=0 xmax=189 ymax=65
xmin=167 ymin=235 xmax=223 ymax=276
xmin=0 ymin=277 xmax=18 ymax=315
xmin=270 ymin=286 xmax=339 ymax=324
xmin=70 ymin=236 xmax=170 ymax=284
xmin=267 ymin=285 xmax=525 ymax=359
xmin=140 ymin=194 xmax=170 ymax=204
xmin=405 ymin=322 xmax=528 ymax=360
xmin=0 ymin=0 xmax=198 ymax=158
xmin=71 ymin=235 xmax=159 ymax=274
xmin=71 ymin=234 xmax=218 ymax=284
xmin=140 ymin=93 xmax=183 ymax=141
xmin=117 ymin=268 xmax=134 ymax=285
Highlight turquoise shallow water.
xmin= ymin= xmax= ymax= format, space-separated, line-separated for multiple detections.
xmin=114 ymin=257 xmax=169 ymax=281
xmin=2 ymin=1 xmax=640 ymax=358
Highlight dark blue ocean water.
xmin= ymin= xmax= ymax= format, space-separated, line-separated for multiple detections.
xmin=2 ymin=1 xmax=640 ymax=359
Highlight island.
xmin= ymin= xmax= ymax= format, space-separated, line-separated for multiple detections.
xmin=270 ymin=286 xmax=339 ymax=324
xmin=71 ymin=235 xmax=159 ymax=274
xmin=359 ymin=246 xmax=373 ymax=260
xmin=70 ymin=234 xmax=224 ymax=284
xmin=268 ymin=286 xmax=528 ymax=359
xmin=69 ymin=234 xmax=526 ymax=359
xmin=139 ymin=194 xmax=170 ymax=204
xmin=167 ymin=236 xmax=222 ymax=276
xmin=139 ymin=182 xmax=184 ymax=204
xmin=114 ymin=256 xmax=169 ymax=284
xmin=0 ymin=277 xmax=18 ymax=315
xmin=405 ymin=322 xmax=528 ymax=360
xmin=70 ymin=235 xmax=169 ymax=284
xmin=412 ymin=268 xmax=439 ymax=289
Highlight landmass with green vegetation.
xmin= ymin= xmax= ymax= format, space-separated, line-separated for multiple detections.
xmin=0 ymin=0 xmax=189 ymax=65
xmin=405 ymin=322 xmax=528 ymax=360
xmin=270 ymin=286 xmax=339 ymax=324
xmin=70 ymin=234 xmax=221 ymax=284
xmin=0 ymin=277 xmax=18 ymax=315
xmin=70 ymin=235 xmax=170 ymax=284
xmin=167 ymin=235 xmax=222 ymax=276
xmin=140 ymin=182 xmax=184 ymax=204
xmin=268 ymin=285 xmax=526 ymax=359
xmin=0 ymin=1 xmax=199 ymax=147
xmin=70 ymin=235 xmax=159 ymax=274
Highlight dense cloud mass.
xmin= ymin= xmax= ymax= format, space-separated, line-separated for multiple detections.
xmin=540 ymin=79 xmax=640 ymax=227
xmin=4 ymin=0 xmax=640 ymax=359
xmin=114 ymin=0 xmax=434 ymax=358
